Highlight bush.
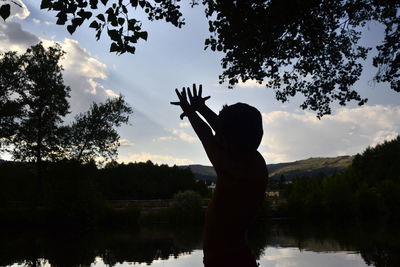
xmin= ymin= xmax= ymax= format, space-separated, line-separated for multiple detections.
xmin=169 ymin=191 xmax=203 ymax=224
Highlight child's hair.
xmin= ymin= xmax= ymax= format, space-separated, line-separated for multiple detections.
xmin=218 ymin=103 xmax=263 ymax=152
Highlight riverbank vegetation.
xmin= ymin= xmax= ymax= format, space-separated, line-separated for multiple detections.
xmin=279 ymin=136 xmax=400 ymax=221
xmin=0 ymin=160 xmax=208 ymax=228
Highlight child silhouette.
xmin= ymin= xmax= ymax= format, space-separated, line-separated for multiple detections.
xmin=171 ymin=84 xmax=268 ymax=267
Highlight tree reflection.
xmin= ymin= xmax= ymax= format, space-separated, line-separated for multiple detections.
xmin=1 ymin=221 xmax=399 ymax=266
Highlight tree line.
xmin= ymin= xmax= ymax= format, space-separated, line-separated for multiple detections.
xmin=0 ymin=159 xmax=208 ymax=226
xmin=280 ymin=136 xmax=400 ymax=221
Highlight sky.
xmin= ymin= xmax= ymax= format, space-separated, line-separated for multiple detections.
xmin=1 ymin=1 xmax=399 ymax=166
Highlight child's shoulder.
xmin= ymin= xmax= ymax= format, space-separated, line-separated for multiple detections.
xmin=218 ymin=151 xmax=267 ymax=178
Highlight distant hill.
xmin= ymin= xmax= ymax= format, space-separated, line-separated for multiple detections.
xmin=181 ymin=155 xmax=353 ymax=182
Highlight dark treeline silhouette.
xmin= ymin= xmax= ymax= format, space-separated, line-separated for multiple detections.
xmin=99 ymin=160 xmax=208 ymax=200
xmin=280 ymin=136 xmax=400 ymax=221
xmin=0 ymin=160 xmax=208 ymax=227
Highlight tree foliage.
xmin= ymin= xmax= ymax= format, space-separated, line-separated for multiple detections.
xmin=99 ymin=161 xmax=208 ymax=199
xmin=27 ymin=0 xmax=399 ymax=116
xmin=0 ymin=51 xmax=24 ymax=150
xmin=283 ymin=136 xmax=400 ymax=220
xmin=2 ymin=43 xmax=71 ymax=163
xmin=0 ymin=42 xmax=133 ymax=165
xmin=64 ymin=95 xmax=132 ymax=162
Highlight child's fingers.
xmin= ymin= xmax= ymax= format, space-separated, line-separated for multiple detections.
xmin=181 ymin=87 xmax=187 ymax=99
xmin=187 ymin=88 xmax=193 ymax=101
xmin=199 ymin=84 xmax=202 ymax=97
xmin=175 ymin=88 xmax=182 ymax=99
xmin=180 ymin=112 xmax=186 ymax=120
xmin=193 ymin=83 xmax=197 ymax=97
xmin=170 ymin=101 xmax=181 ymax=105
xmin=203 ymin=95 xmax=211 ymax=101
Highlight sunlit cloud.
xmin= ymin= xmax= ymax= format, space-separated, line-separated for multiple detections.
xmin=261 ymin=105 xmax=400 ymax=163
xmin=119 ymin=152 xmax=193 ymax=166
xmin=105 ymin=89 xmax=119 ymax=98
xmin=179 ymin=122 xmax=190 ymax=128
xmin=237 ymin=79 xmax=265 ymax=88
xmin=0 ymin=21 xmax=119 ymax=116
xmin=41 ymin=38 xmax=117 ymax=114
xmin=119 ymin=139 xmax=135 ymax=147
xmin=8 ymin=0 xmax=30 ymax=20
xmin=153 ymin=128 xmax=197 ymax=143
xmin=153 ymin=136 xmax=177 ymax=142
xmin=172 ymin=129 xmax=197 ymax=143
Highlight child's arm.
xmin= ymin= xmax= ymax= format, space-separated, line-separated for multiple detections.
xmin=187 ymin=84 xmax=219 ymax=133
xmin=171 ymin=88 xmax=219 ymax=164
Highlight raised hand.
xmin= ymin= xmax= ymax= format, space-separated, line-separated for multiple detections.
xmin=171 ymin=87 xmax=192 ymax=120
xmin=187 ymin=84 xmax=211 ymax=111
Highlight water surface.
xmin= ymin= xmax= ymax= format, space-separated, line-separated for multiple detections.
xmin=4 ymin=221 xmax=399 ymax=267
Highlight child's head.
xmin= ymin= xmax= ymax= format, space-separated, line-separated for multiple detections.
xmin=217 ymin=103 xmax=263 ymax=152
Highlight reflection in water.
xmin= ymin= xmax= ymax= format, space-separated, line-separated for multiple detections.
xmin=3 ymin=221 xmax=400 ymax=267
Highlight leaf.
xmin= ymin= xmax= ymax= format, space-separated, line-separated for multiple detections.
xmin=100 ymin=0 xmax=108 ymax=6
xmin=89 ymin=0 xmax=99 ymax=9
xmin=126 ymin=45 xmax=136 ymax=54
xmin=130 ymin=0 xmax=138 ymax=7
xmin=118 ymin=17 xmax=125 ymax=25
xmin=138 ymin=31 xmax=148 ymax=41
xmin=71 ymin=17 xmax=84 ymax=27
xmin=122 ymin=5 xmax=128 ymax=13
xmin=107 ymin=29 xmax=120 ymax=41
xmin=67 ymin=25 xmax=76 ymax=35
xmin=110 ymin=42 xmax=119 ymax=52
xmin=56 ymin=12 xmax=68 ymax=25
xmin=97 ymin=14 xmax=105 ymax=21
xmin=89 ymin=20 xmax=99 ymax=29
xmin=77 ymin=9 xmax=92 ymax=19
xmin=128 ymin=18 xmax=137 ymax=31
xmin=40 ymin=0 xmax=52 ymax=9
xmin=0 ymin=4 xmax=11 ymax=21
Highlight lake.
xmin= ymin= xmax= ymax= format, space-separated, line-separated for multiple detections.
xmin=3 ymin=220 xmax=399 ymax=267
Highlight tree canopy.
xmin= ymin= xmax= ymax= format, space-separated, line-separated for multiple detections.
xmin=0 ymin=42 xmax=133 ymax=164
xmin=65 ymin=95 xmax=133 ymax=163
xmin=1 ymin=0 xmax=399 ymax=116
xmin=1 ymin=43 xmax=71 ymax=163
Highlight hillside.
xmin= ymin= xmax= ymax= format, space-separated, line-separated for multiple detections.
xmin=181 ymin=155 xmax=353 ymax=182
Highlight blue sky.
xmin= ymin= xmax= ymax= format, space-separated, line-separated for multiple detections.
xmin=1 ymin=1 xmax=399 ymax=165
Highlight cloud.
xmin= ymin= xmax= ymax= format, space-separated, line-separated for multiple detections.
xmin=31 ymin=18 xmax=53 ymax=25
xmin=0 ymin=21 xmax=119 ymax=116
xmin=153 ymin=136 xmax=177 ymax=142
xmin=41 ymin=38 xmax=118 ymax=115
xmin=119 ymin=152 xmax=193 ymax=166
xmin=261 ymin=105 xmax=400 ymax=163
xmin=0 ymin=21 xmax=39 ymax=52
xmin=237 ymin=79 xmax=265 ymax=88
xmin=105 ymin=89 xmax=119 ymax=98
xmin=179 ymin=122 xmax=190 ymax=128
xmin=153 ymin=128 xmax=197 ymax=143
xmin=172 ymin=129 xmax=197 ymax=143
xmin=119 ymin=139 xmax=134 ymax=147
xmin=8 ymin=0 xmax=30 ymax=20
